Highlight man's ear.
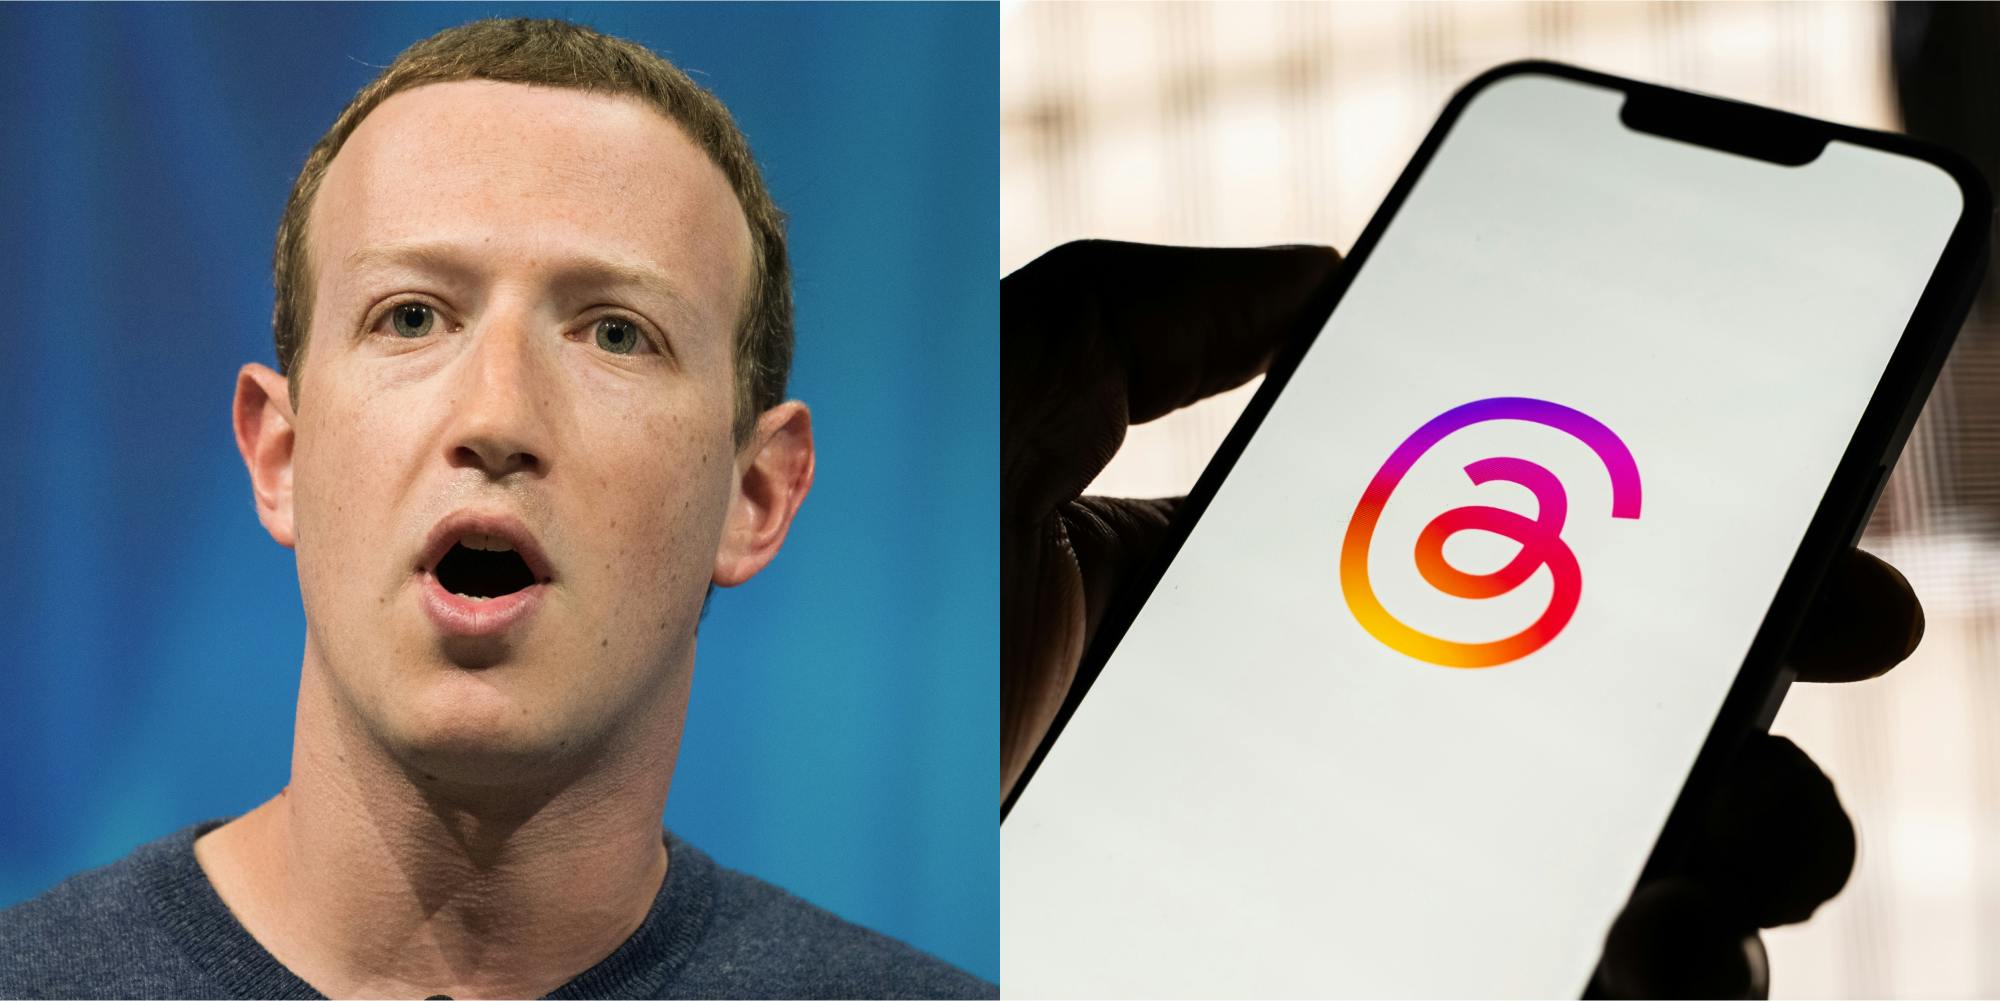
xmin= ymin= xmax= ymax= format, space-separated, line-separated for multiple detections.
xmin=713 ymin=401 xmax=814 ymax=587
xmin=234 ymin=363 xmax=299 ymax=550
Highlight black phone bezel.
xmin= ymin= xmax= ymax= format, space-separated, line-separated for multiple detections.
xmin=1001 ymin=58 xmax=1992 ymax=991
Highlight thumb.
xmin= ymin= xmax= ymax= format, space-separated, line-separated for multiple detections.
xmin=1060 ymin=495 xmax=1184 ymax=645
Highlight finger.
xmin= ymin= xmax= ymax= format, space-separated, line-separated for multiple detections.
xmin=1788 ymin=547 xmax=1924 ymax=683
xmin=1689 ymin=734 xmax=1855 ymax=928
xmin=1010 ymin=240 xmax=1342 ymax=424
xmin=1002 ymin=495 xmax=1183 ymax=801
xmin=1001 ymin=516 xmax=1089 ymax=800
xmin=1597 ymin=879 xmax=1768 ymax=1000
xmin=1061 ymin=495 xmax=1182 ymax=643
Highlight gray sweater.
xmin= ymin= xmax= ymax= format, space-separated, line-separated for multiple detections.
xmin=0 ymin=818 xmax=993 ymax=999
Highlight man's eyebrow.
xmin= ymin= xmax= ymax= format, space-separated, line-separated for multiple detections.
xmin=340 ymin=241 xmax=699 ymax=321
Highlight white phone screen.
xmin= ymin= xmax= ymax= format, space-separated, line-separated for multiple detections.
xmin=1002 ymin=71 xmax=1965 ymax=998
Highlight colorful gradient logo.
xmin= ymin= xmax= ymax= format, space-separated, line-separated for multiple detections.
xmin=1339 ymin=397 xmax=1642 ymax=668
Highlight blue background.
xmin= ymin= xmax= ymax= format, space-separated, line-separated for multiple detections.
xmin=0 ymin=2 xmax=995 ymax=983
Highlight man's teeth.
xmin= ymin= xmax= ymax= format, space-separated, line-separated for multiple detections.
xmin=460 ymin=532 xmax=516 ymax=552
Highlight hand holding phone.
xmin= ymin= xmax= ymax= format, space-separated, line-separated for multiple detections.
xmin=1000 ymin=241 xmax=1342 ymax=795
xmin=1001 ymin=238 xmax=1926 ymax=997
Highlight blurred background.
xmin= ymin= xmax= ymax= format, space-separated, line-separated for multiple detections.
xmin=1004 ymin=2 xmax=1999 ymax=996
xmin=0 ymin=3 xmax=995 ymax=982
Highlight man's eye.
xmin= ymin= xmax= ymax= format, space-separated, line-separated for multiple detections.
xmin=594 ymin=317 xmax=645 ymax=355
xmin=389 ymin=303 xmax=436 ymax=339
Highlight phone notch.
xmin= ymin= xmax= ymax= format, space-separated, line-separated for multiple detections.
xmin=1619 ymin=87 xmax=1830 ymax=166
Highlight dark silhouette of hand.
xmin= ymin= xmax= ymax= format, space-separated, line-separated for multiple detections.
xmin=1001 ymin=239 xmax=1925 ymax=1000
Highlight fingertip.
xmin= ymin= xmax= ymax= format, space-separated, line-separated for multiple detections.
xmin=1260 ymin=241 xmax=1343 ymax=267
xmin=1598 ymin=879 xmax=1765 ymax=1000
xmin=1255 ymin=244 xmax=1344 ymax=299
xmin=1790 ymin=547 xmax=1924 ymax=683
xmin=1694 ymin=734 xmax=1855 ymax=928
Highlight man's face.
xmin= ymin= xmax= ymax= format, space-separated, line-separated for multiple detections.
xmin=274 ymin=80 xmax=757 ymax=783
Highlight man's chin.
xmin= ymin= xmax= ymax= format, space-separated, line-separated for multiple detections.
xmin=379 ymin=681 xmax=590 ymax=790
xmin=388 ymin=732 xmax=591 ymax=800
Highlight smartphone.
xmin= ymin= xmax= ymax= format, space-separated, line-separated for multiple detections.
xmin=1001 ymin=61 xmax=1990 ymax=998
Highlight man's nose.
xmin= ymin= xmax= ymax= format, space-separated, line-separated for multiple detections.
xmin=445 ymin=309 xmax=552 ymax=479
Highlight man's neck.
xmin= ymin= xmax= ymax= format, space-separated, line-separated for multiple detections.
xmin=194 ymin=654 xmax=689 ymax=1000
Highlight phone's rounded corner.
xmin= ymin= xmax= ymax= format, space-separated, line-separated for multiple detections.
xmin=1448 ymin=60 xmax=1591 ymax=107
xmin=1924 ymin=141 xmax=1994 ymax=337
xmin=1875 ymin=135 xmax=1995 ymax=273
xmin=1441 ymin=60 xmax=1622 ymax=133
xmin=1931 ymin=143 xmax=1995 ymax=241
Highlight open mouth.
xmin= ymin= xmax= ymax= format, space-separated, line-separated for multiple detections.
xmin=415 ymin=513 xmax=556 ymax=638
xmin=433 ymin=533 xmax=538 ymax=600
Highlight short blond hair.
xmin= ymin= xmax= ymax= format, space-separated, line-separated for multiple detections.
xmin=271 ymin=17 xmax=790 ymax=442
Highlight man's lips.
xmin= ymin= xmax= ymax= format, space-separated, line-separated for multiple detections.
xmin=415 ymin=510 xmax=556 ymax=639
xmin=420 ymin=570 xmax=547 ymax=638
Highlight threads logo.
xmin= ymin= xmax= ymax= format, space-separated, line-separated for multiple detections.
xmin=1339 ymin=398 xmax=1642 ymax=667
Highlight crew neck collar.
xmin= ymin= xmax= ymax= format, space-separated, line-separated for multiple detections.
xmin=137 ymin=817 xmax=715 ymax=1000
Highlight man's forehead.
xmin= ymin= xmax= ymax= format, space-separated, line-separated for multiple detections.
xmin=310 ymin=79 xmax=751 ymax=317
